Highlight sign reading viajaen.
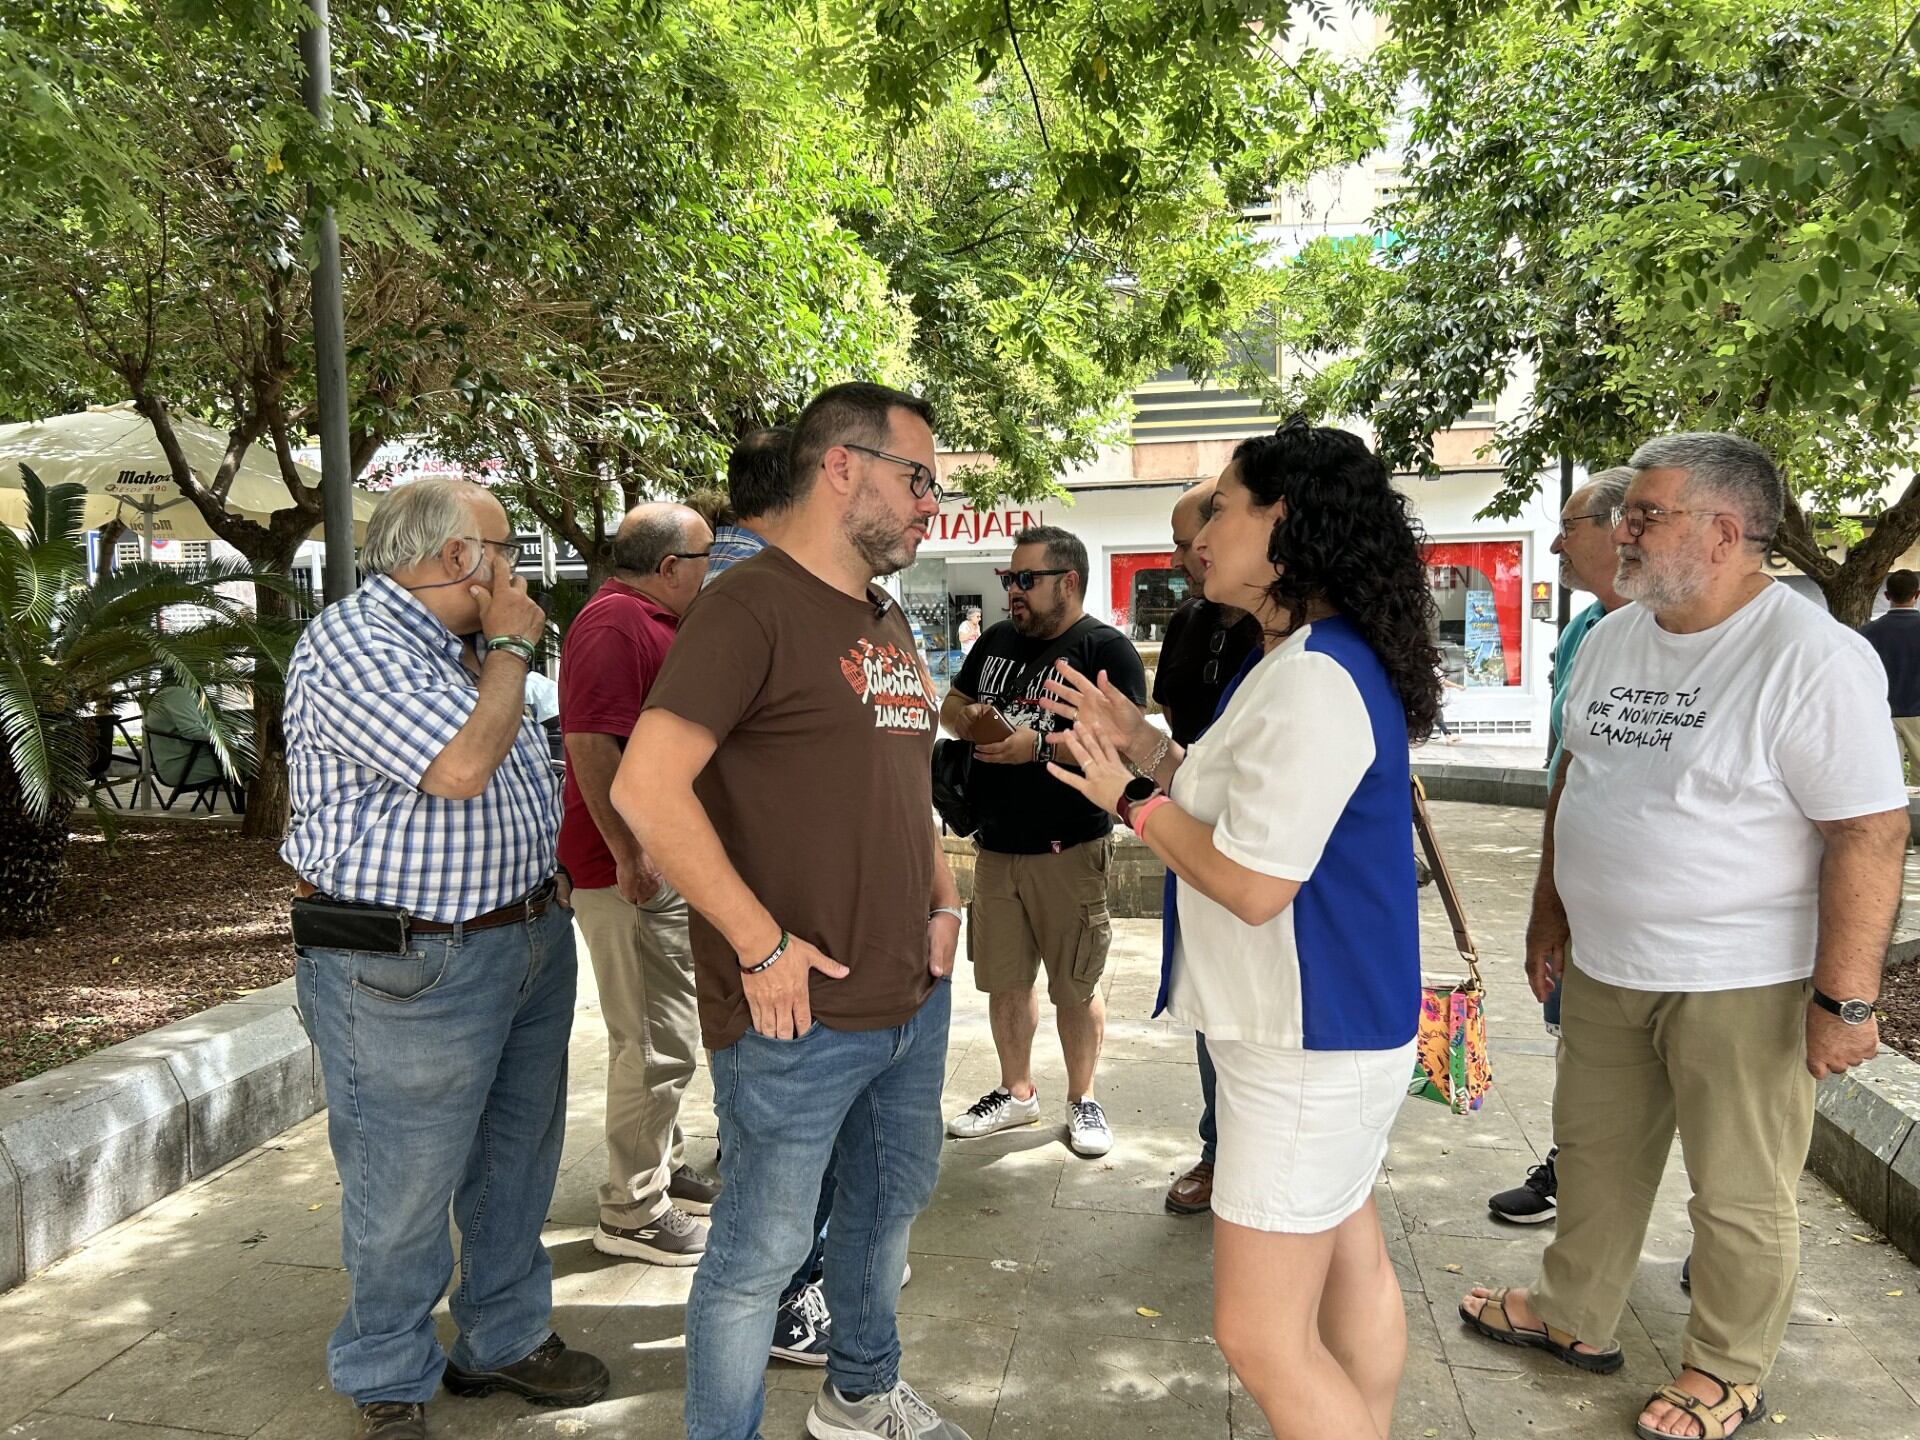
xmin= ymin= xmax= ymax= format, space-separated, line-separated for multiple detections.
xmin=930 ymin=506 xmax=1048 ymax=545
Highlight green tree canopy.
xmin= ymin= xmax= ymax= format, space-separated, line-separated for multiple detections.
xmin=1325 ymin=0 xmax=1920 ymax=621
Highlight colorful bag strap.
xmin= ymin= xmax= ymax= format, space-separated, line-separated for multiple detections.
xmin=1411 ymin=776 xmax=1482 ymax=989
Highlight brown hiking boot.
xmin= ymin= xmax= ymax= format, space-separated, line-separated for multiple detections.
xmin=354 ymin=1401 xmax=426 ymax=1438
xmin=1165 ymin=1160 xmax=1214 ymax=1215
xmin=441 ymin=1332 xmax=610 ymax=1408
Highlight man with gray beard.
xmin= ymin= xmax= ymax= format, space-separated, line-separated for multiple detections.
xmin=1459 ymin=434 xmax=1908 ymax=1440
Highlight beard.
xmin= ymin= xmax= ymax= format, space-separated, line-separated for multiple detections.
xmin=1010 ymin=593 xmax=1064 ymax=637
xmin=1558 ymin=556 xmax=1576 ymax=593
xmin=843 ymin=478 xmax=922 ymax=578
xmin=1614 ymin=543 xmax=1708 ymax=608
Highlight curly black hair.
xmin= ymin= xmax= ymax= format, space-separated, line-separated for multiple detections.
xmin=1230 ymin=417 xmax=1443 ymax=743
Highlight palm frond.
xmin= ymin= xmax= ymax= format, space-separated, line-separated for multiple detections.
xmin=0 ymin=659 xmax=91 ymax=818
xmin=19 ymin=464 xmax=88 ymax=551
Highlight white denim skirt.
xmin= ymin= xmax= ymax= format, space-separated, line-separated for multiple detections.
xmin=1208 ymin=1036 xmax=1417 ymax=1233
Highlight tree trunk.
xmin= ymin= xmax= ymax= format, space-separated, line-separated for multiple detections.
xmin=0 ymin=750 xmax=75 ymax=940
xmin=241 ymin=578 xmax=297 ymax=840
xmin=1820 ymin=561 xmax=1892 ymax=628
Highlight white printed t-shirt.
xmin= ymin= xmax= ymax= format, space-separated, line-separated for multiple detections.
xmin=1554 ymin=581 xmax=1905 ymax=992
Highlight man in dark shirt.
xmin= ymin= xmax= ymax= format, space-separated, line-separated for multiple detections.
xmin=940 ymin=526 xmax=1147 ymax=1158
xmin=1151 ymin=479 xmax=1260 ymax=1217
xmin=1861 ymin=567 xmax=1920 ymax=782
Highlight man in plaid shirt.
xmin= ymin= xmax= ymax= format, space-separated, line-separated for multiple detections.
xmin=283 ymin=479 xmax=608 ymax=1440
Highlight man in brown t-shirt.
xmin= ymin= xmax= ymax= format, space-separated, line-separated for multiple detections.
xmin=614 ymin=382 xmax=970 ymax=1440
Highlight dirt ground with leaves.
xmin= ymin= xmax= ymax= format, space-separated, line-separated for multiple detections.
xmin=0 ymin=820 xmax=293 ymax=1087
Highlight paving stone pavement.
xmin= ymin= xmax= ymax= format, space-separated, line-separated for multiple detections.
xmin=5 ymin=801 xmax=1920 ymax=1440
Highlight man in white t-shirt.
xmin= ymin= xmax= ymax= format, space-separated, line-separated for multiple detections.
xmin=1460 ymin=433 xmax=1909 ymax=1440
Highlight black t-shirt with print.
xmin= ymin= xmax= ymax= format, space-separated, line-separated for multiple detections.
xmin=953 ymin=617 xmax=1147 ymax=855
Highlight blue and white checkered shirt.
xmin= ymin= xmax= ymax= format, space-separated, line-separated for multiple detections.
xmin=280 ymin=575 xmax=561 ymax=923
xmin=703 ymin=523 xmax=770 ymax=586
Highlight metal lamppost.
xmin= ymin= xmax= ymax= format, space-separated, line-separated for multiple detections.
xmin=300 ymin=0 xmax=357 ymax=604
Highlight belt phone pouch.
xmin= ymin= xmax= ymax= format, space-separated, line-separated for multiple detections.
xmin=291 ymin=895 xmax=411 ymax=954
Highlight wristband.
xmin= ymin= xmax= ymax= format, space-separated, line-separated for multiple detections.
xmin=1033 ymin=728 xmax=1045 ymax=763
xmin=929 ymin=906 xmax=964 ymax=924
xmin=486 ymin=635 xmax=537 ymax=665
xmin=741 ymin=930 xmax=789 ymax=975
xmin=1130 ymin=794 xmax=1173 ymax=838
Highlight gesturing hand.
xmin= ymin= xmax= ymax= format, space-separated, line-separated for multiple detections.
xmin=1046 ymin=724 xmax=1132 ymax=818
xmin=1038 ymin=661 xmax=1152 ymax=762
xmin=742 ymin=934 xmax=849 ymax=1040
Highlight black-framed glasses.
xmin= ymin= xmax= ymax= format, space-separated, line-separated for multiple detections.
xmin=998 ymin=568 xmax=1072 ymax=592
xmin=464 ymin=536 xmax=523 ymax=569
xmin=666 ymin=550 xmax=712 ymax=563
xmin=1610 ymin=504 xmax=1731 ymax=537
xmin=844 ymin=442 xmax=944 ymax=502
xmin=1558 ymin=511 xmax=1611 ymax=536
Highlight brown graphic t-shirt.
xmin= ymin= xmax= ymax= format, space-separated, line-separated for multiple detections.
xmin=643 ymin=546 xmax=939 ymax=1049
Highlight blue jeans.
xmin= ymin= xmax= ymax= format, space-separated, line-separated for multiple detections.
xmin=294 ymin=903 xmax=576 ymax=1404
xmin=1196 ymin=1031 xmax=1217 ymax=1167
xmin=686 ymin=979 xmax=951 ymax=1440
xmin=781 ymin=1177 xmax=835 ymax=1306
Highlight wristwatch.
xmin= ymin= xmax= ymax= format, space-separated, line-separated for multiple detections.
xmin=1117 ymin=776 xmax=1159 ymax=830
xmin=1812 ymin=988 xmax=1876 ymax=1025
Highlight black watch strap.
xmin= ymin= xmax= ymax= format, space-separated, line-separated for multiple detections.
xmin=1812 ymin=987 xmax=1875 ymax=1023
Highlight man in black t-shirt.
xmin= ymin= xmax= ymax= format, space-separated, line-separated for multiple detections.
xmin=1153 ymin=481 xmax=1263 ymax=748
xmin=939 ymin=526 xmax=1147 ymax=1158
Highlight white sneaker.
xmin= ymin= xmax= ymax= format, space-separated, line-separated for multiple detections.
xmin=1066 ymin=1097 xmax=1113 ymax=1157
xmin=946 ymin=1087 xmax=1041 ymax=1138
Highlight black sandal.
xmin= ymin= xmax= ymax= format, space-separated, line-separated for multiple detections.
xmin=1458 ymin=1287 xmax=1625 ymax=1374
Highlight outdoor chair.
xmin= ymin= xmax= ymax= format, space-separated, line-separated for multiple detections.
xmin=85 ymin=712 xmax=143 ymax=809
xmin=142 ymin=686 xmax=249 ymax=814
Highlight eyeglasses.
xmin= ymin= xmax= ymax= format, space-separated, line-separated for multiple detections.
xmin=998 ymin=568 xmax=1072 ymax=592
xmin=464 ymin=537 xmax=523 ymax=569
xmin=1202 ymin=628 xmax=1229 ymax=685
xmin=1610 ymin=504 xmax=1732 ymax=537
xmin=1558 ymin=511 xmax=1611 ymax=536
xmin=666 ymin=550 xmax=712 ymax=563
xmin=844 ymin=443 xmax=944 ymax=502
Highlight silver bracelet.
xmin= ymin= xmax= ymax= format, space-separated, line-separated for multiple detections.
xmin=1133 ymin=733 xmax=1171 ymax=779
xmin=929 ymin=906 xmax=964 ymax=924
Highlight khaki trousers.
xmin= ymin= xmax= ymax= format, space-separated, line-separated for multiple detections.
xmin=1893 ymin=715 xmax=1920 ymax=778
xmin=572 ymin=882 xmax=700 ymax=1227
xmin=1531 ymin=963 xmax=1814 ymax=1385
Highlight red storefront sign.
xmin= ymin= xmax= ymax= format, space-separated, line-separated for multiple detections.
xmin=931 ymin=506 xmax=1048 ymax=545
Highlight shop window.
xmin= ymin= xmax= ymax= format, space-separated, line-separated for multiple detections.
xmin=1109 ymin=551 xmax=1189 ymax=640
xmin=1425 ymin=540 xmax=1523 ymax=687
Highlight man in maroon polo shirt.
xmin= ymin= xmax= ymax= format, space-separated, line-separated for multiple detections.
xmin=559 ymin=500 xmax=719 ymax=1265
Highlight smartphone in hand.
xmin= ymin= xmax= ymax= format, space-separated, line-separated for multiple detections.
xmin=969 ymin=703 xmax=1016 ymax=745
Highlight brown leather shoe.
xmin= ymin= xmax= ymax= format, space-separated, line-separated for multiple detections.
xmin=442 ymin=1333 xmax=610 ymax=1407
xmin=354 ymin=1401 xmax=425 ymax=1438
xmin=1165 ymin=1160 xmax=1214 ymax=1215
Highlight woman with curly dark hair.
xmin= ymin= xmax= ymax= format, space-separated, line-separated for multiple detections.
xmin=1041 ymin=418 xmax=1440 ymax=1440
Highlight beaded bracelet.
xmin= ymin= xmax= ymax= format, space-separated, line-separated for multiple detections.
xmin=741 ymin=930 xmax=790 ymax=975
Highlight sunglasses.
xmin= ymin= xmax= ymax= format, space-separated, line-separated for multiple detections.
xmin=997 ymin=568 xmax=1071 ymax=592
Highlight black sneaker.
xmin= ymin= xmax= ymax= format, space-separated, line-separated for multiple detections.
xmin=354 ymin=1401 xmax=426 ymax=1439
xmin=771 ymin=1280 xmax=832 ymax=1366
xmin=442 ymin=1333 xmax=610 ymax=1407
xmin=669 ymin=1164 xmax=721 ymax=1215
xmin=1488 ymin=1150 xmax=1557 ymax=1224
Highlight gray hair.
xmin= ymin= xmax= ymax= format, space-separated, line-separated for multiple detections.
xmin=612 ymin=506 xmax=693 ymax=575
xmin=1578 ymin=465 xmax=1633 ymax=520
xmin=360 ymin=478 xmax=486 ymax=574
xmin=1628 ymin=432 xmax=1781 ymax=547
